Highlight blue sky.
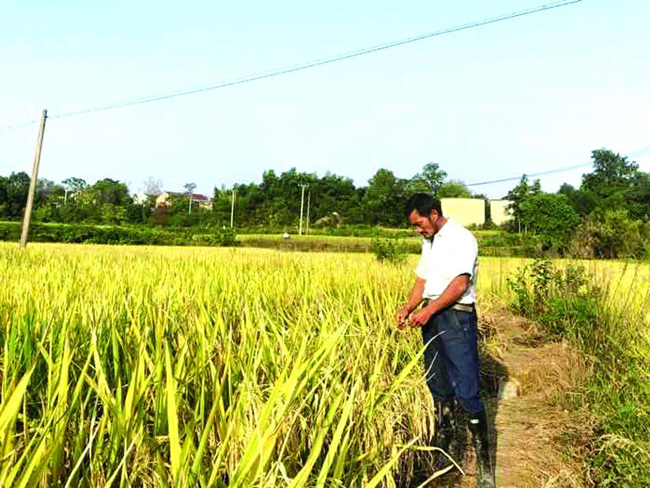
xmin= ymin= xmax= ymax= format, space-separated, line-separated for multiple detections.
xmin=1 ymin=0 xmax=648 ymax=198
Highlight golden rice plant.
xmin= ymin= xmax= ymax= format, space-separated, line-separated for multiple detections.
xmin=0 ymin=244 xmax=440 ymax=487
xmin=1 ymin=243 xmax=647 ymax=486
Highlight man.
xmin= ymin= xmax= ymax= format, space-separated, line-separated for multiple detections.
xmin=397 ymin=193 xmax=494 ymax=488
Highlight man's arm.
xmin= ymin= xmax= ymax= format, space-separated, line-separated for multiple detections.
xmin=396 ymin=278 xmax=425 ymax=329
xmin=409 ymin=274 xmax=470 ymax=327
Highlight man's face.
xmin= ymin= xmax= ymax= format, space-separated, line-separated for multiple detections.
xmin=408 ymin=210 xmax=437 ymax=239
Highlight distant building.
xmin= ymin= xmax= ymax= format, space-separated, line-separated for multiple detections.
xmin=489 ymin=200 xmax=511 ymax=226
xmin=155 ymin=192 xmax=213 ymax=210
xmin=441 ymin=198 xmax=485 ymax=227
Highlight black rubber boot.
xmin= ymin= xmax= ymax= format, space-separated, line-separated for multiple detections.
xmin=434 ymin=401 xmax=459 ymax=470
xmin=468 ymin=410 xmax=495 ymax=488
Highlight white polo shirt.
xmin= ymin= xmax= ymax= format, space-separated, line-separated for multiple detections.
xmin=415 ymin=218 xmax=478 ymax=304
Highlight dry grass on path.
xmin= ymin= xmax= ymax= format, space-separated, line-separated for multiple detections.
xmin=443 ymin=310 xmax=594 ymax=488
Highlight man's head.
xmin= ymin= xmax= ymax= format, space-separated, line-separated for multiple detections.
xmin=404 ymin=193 xmax=445 ymax=239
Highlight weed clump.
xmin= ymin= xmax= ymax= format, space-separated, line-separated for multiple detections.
xmin=507 ymin=259 xmax=650 ymax=485
xmin=507 ymin=259 xmax=600 ymax=337
xmin=371 ymin=238 xmax=407 ymax=264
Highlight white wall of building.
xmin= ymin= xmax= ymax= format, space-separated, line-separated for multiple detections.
xmin=441 ymin=198 xmax=485 ymax=227
xmin=489 ymin=200 xmax=511 ymax=226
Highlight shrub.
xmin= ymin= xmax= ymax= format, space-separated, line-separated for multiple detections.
xmin=519 ymin=193 xmax=580 ymax=254
xmin=570 ymin=210 xmax=646 ymax=259
xmin=199 ymin=227 xmax=239 ymax=247
xmin=217 ymin=226 xmax=239 ymax=247
xmin=507 ymin=258 xmax=599 ymax=336
xmin=0 ymin=222 xmax=239 ymax=247
xmin=371 ymin=238 xmax=406 ymax=264
xmin=507 ymin=259 xmax=650 ymax=485
xmin=479 ymin=220 xmax=499 ymax=231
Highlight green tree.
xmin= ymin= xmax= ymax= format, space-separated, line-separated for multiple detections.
xmin=89 ymin=179 xmax=131 ymax=207
xmin=62 ymin=177 xmax=87 ymax=196
xmin=81 ymin=179 xmax=134 ymax=224
xmin=572 ymin=209 xmax=645 ymax=258
xmin=32 ymin=178 xmax=65 ymax=222
xmin=310 ymin=172 xmax=358 ymax=224
xmin=0 ymin=172 xmax=30 ymax=219
xmin=209 ymin=185 xmax=234 ymax=226
xmin=405 ymin=177 xmax=432 ymax=196
xmin=627 ymin=171 xmax=650 ymax=221
xmin=506 ymin=175 xmax=541 ymax=231
xmin=60 ymin=177 xmax=88 ymax=216
xmin=0 ymin=176 xmax=7 ymax=217
xmin=412 ymin=162 xmax=447 ymax=195
xmin=438 ymin=180 xmax=473 ymax=198
xmin=519 ymin=193 xmax=580 ymax=252
xmin=557 ymin=183 xmax=597 ymax=217
xmin=574 ymin=149 xmax=650 ymax=222
xmin=363 ymin=169 xmax=407 ymax=226
xmin=582 ymin=149 xmax=639 ymax=200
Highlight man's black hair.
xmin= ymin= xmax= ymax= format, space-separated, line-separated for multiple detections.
xmin=404 ymin=193 xmax=443 ymax=219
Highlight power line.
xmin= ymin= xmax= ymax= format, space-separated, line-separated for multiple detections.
xmin=466 ymin=146 xmax=650 ymax=187
xmin=0 ymin=0 xmax=581 ymax=134
xmin=52 ymin=0 xmax=582 ymax=119
xmin=0 ymin=119 xmax=40 ymax=137
xmin=466 ymin=163 xmax=591 ymax=187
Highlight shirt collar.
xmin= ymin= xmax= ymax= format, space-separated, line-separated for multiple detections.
xmin=422 ymin=218 xmax=452 ymax=246
xmin=435 ymin=218 xmax=452 ymax=238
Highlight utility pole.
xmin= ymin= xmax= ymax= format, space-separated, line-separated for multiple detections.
xmin=184 ymin=182 xmax=196 ymax=215
xmin=299 ymin=184 xmax=308 ymax=236
xmin=306 ymin=190 xmax=311 ymax=235
xmin=20 ymin=109 xmax=47 ymax=249
xmin=230 ymin=190 xmax=236 ymax=228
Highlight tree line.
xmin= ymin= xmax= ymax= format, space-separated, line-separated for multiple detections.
xmin=505 ymin=149 xmax=649 ymax=257
xmin=0 ymin=162 xmax=476 ymax=228
xmin=1 ymin=149 xmax=648 ymax=257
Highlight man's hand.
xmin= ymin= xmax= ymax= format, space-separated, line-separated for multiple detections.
xmin=397 ymin=278 xmax=425 ymax=330
xmin=396 ymin=306 xmax=411 ymax=329
xmin=409 ymin=304 xmax=437 ymax=327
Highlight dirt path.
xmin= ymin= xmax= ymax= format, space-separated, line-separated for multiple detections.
xmin=442 ymin=309 xmax=590 ymax=488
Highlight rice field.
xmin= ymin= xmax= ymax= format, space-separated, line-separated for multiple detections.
xmin=478 ymin=256 xmax=650 ymax=327
xmin=0 ymin=243 xmax=648 ymax=486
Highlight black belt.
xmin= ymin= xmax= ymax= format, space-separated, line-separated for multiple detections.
xmin=451 ymin=302 xmax=476 ymax=313
xmin=423 ymin=299 xmax=475 ymax=313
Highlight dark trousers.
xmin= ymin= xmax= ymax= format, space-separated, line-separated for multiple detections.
xmin=422 ymin=308 xmax=484 ymax=414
